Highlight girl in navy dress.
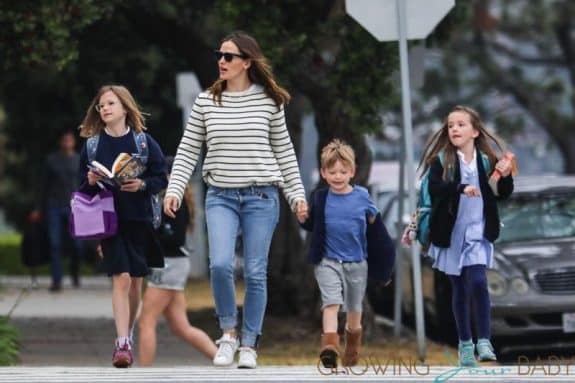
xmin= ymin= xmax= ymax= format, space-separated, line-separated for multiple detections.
xmin=78 ymin=85 xmax=167 ymax=367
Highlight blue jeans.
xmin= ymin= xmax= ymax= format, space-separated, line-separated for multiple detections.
xmin=45 ymin=206 xmax=84 ymax=285
xmin=205 ymin=185 xmax=279 ymax=348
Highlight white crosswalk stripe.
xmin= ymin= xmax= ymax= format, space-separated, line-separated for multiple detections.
xmin=0 ymin=366 xmax=574 ymax=382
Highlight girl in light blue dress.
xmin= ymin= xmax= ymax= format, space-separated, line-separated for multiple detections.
xmin=421 ymin=106 xmax=514 ymax=367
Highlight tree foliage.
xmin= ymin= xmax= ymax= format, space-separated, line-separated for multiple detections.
xmin=0 ymin=0 xmax=116 ymax=71
xmin=0 ymin=1 xmax=400 ymax=322
xmin=413 ymin=0 xmax=575 ymax=173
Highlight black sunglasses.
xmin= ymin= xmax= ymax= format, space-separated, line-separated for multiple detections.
xmin=214 ymin=50 xmax=247 ymax=62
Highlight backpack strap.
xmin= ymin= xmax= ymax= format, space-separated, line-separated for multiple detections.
xmin=480 ymin=152 xmax=491 ymax=175
xmin=132 ymin=131 xmax=148 ymax=165
xmin=86 ymin=135 xmax=100 ymax=163
xmin=131 ymin=130 xmax=162 ymax=228
xmin=87 ymin=131 xmax=150 ymax=165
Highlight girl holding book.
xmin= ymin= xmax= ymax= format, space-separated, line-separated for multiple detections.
xmin=78 ymin=85 xmax=167 ymax=368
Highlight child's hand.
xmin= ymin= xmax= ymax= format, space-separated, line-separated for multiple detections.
xmin=87 ymin=170 xmax=103 ymax=186
xmin=295 ymin=200 xmax=308 ymax=223
xmin=96 ymin=244 xmax=103 ymax=259
xmin=120 ymin=179 xmax=143 ymax=192
xmin=401 ymin=226 xmax=413 ymax=247
xmin=495 ymin=158 xmax=512 ymax=177
xmin=463 ymin=185 xmax=481 ymax=197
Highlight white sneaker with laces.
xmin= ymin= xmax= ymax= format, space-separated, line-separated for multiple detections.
xmin=237 ymin=346 xmax=257 ymax=369
xmin=213 ymin=334 xmax=239 ymax=367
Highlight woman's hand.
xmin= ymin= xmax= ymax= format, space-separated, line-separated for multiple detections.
xmin=295 ymin=200 xmax=308 ymax=223
xmin=164 ymin=196 xmax=180 ymax=218
xmin=87 ymin=170 xmax=103 ymax=186
xmin=120 ymin=179 xmax=144 ymax=192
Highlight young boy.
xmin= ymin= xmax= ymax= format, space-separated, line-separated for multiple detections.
xmin=298 ymin=139 xmax=383 ymax=368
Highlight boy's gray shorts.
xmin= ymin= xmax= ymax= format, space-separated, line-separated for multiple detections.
xmin=314 ymin=257 xmax=368 ymax=312
xmin=148 ymin=257 xmax=190 ymax=291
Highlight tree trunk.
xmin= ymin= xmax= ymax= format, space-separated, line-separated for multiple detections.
xmin=267 ymin=94 xmax=319 ymax=317
xmin=313 ymin=101 xmax=373 ymax=187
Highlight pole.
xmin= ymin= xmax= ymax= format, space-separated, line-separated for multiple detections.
xmin=394 ymin=128 xmax=405 ymax=337
xmin=396 ymin=0 xmax=426 ymax=360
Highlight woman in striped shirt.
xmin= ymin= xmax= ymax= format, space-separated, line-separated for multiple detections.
xmin=164 ymin=31 xmax=308 ymax=369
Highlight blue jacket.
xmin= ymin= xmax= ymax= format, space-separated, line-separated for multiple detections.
xmin=300 ymin=187 xmax=396 ymax=282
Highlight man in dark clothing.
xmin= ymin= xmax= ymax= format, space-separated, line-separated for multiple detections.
xmin=31 ymin=130 xmax=84 ymax=291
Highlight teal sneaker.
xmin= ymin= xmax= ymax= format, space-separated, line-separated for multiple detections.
xmin=458 ymin=340 xmax=476 ymax=367
xmin=476 ymin=338 xmax=497 ymax=361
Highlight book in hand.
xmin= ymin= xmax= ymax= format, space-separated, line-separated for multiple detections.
xmin=88 ymin=153 xmax=145 ymax=186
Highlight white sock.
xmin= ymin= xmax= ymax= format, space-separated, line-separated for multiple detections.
xmin=116 ymin=336 xmax=131 ymax=349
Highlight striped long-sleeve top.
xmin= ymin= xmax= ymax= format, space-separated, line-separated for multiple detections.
xmin=166 ymin=84 xmax=306 ymax=210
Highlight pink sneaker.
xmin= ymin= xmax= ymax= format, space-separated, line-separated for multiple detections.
xmin=112 ymin=342 xmax=133 ymax=368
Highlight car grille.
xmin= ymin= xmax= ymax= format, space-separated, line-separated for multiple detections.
xmin=535 ymin=268 xmax=575 ymax=294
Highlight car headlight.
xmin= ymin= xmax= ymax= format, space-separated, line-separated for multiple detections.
xmin=487 ymin=270 xmax=508 ymax=297
xmin=510 ymin=277 xmax=529 ymax=295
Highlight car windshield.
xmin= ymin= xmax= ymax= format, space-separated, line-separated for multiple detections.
xmin=499 ymin=192 xmax=575 ymax=242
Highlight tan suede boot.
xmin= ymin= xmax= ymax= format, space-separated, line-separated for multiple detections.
xmin=342 ymin=327 xmax=362 ymax=366
xmin=319 ymin=332 xmax=340 ymax=368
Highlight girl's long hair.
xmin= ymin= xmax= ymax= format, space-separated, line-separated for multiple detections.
xmin=419 ymin=105 xmax=506 ymax=179
xmin=79 ymin=85 xmax=146 ymax=138
xmin=208 ymin=31 xmax=290 ymax=109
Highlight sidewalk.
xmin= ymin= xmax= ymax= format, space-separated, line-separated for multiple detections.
xmin=0 ymin=276 xmax=112 ymax=318
xmin=0 ymin=276 xmax=211 ymax=367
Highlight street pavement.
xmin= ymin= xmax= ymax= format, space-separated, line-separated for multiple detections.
xmin=2 ymin=276 xmax=572 ymax=382
xmin=0 ymin=276 xmax=210 ymax=367
xmin=0 ymin=365 xmax=573 ymax=382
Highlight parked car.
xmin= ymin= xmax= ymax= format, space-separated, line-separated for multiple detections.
xmin=368 ymin=175 xmax=575 ymax=347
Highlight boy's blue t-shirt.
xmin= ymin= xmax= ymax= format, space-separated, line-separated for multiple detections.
xmin=324 ymin=186 xmax=379 ymax=262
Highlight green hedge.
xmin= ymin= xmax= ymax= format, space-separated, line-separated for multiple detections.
xmin=0 ymin=317 xmax=19 ymax=365
xmin=0 ymin=233 xmax=29 ymax=275
xmin=0 ymin=233 xmax=96 ymax=275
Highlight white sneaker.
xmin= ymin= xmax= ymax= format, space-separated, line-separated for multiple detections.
xmin=237 ymin=347 xmax=257 ymax=369
xmin=213 ymin=334 xmax=239 ymax=367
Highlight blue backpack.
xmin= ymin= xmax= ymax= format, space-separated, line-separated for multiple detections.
xmin=86 ymin=131 xmax=162 ymax=229
xmin=414 ymin=151 xmax=491 ymax=248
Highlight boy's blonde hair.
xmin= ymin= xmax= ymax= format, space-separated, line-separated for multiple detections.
xmin=320 ymin=139 xmax=355 ymax=170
